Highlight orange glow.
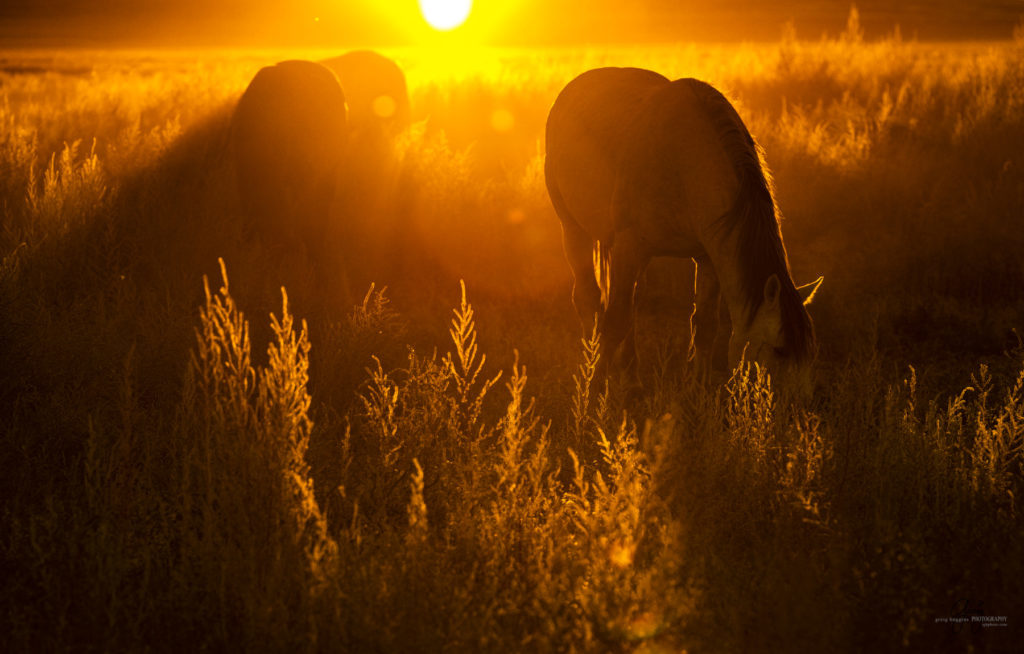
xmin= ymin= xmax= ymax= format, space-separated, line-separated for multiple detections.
xmin=419 ymin=0 xmax=473 ymax=31
xmin=490 ymin=108 xmax=515 ymax=133
xmin=359 ymin=1 xmax=525 ymax=64
xmin=609 ymin=540 xmax=635 ymax=568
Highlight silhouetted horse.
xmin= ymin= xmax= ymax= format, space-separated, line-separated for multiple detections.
xmin=230 ymin=60 xmax=348 ymax=259
xmin=320 ymin=51 xmax=411 ymax=137
xmin=320 ymin=51 xmax=413 ymax=287
xmin=545 ymin=67 xmax=822 ymax=392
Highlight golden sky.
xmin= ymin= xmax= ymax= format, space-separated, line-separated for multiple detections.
xmin=1 ymin=0 xmax=1021 ymax=46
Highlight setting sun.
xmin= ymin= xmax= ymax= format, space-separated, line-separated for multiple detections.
xmin=419 ymin=0 xmax=472 ymax=31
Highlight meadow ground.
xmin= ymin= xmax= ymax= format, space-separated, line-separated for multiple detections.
xmin=1 ymin=27 xmax=1023 ymax=652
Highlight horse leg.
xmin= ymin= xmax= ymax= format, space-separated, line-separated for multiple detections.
xmin=600 ymin=233 xmax=645 ymax=376
xmin=620 ymin=267 xmax=646 ymax=374
xmin=689 ymin=256 xmax=720 ymax=382
xmin=559 ymin=218 xmax=602 ymax=334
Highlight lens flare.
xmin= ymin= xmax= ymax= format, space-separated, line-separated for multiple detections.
xmin=372 ymin=95 xmax=397 ymax=119
xmin=418 ymin=0 xmax=472 ymax=31
xmin=490 ymin=108 xmax=515 ymax=133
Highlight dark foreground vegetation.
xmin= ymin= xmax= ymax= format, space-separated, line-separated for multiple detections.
xmin=2 ymin=27 xmax=1023 ymax=652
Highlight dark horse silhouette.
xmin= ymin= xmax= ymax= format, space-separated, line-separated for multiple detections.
xmin=545 ymin=67 xmax=822 ymax=392
xmin=320 ymin=50 xmax=411 ymax=138
xmin=230 ymin=59 xmax=348 ymax=259
xmin=319 ymin=51 xmax=413 ymax=287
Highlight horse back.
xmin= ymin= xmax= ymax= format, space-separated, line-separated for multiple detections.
xmin=611 ymin=78 xmax=742 ymax=255
xmin=545 ymin=67 xmax=669 ymax=242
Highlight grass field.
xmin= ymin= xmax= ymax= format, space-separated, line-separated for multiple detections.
xmin=2 ymin=22 xmax=1023 ymax=652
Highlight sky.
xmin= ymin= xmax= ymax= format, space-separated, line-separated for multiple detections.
xmin=1 ymin=0 xmax=1022 ymax=47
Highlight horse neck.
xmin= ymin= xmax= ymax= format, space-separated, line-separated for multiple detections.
xmin=701 ymin=191 xmax=793 ymax=329
xmin=702 ymin=221 xmax=758 ymax=328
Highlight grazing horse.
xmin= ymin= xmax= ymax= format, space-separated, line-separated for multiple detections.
xmin=545 ymin=67 xmax=822 ymax=392
xmin=230 ymin=60 xmax=348 ymax=257
xmin=320 ymin=51 xmax=411 ymax=137
xmin=320 ymin=51 xmax=413 ymax=285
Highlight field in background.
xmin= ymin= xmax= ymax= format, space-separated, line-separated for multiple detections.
xmin=2 ymin=23 xmax=1023 ymax=652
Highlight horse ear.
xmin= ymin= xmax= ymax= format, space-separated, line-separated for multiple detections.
xmin=763 ymin=274 xmax=781 ymax=310
xmin=797 ymin=276 xmax=824 ymax=306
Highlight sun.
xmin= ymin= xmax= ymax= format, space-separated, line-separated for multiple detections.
xmin=418 ymin=0 xmax=473 ymax=31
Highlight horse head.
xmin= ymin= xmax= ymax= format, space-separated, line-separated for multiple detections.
xmin=729 ymin=274 xmax=823 ymax=397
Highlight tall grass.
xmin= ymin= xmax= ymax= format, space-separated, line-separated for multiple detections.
xmin=2 ymin=26 xmax=1024 ymax=652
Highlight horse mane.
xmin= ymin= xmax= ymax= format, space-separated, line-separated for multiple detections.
xmin=683 ymin=78 xmax=815 ymax=363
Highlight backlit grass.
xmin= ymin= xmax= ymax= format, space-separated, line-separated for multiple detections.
xmin=2 ymin=26 xmax=1023 ymax=652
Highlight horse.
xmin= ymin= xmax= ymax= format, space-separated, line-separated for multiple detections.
xmin=545 ymin=67 xmax=822 ymax=394
xmin=320 ymin=51 xmax=414 ymax=286
xmin=230 ymin=59 xmax=348 ymax=260
xmin=320 ymin=51 xmax=411 ymax=138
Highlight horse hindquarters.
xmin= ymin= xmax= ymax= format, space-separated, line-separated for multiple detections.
xmin=232 ymin=60 xmax=347 ymax=259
